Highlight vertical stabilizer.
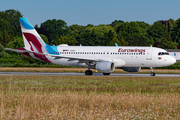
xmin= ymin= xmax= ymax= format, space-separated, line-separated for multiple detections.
xmin=19 ymin=18 xmax=46 ymax=53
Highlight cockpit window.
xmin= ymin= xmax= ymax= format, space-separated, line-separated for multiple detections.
xmin=158 ymin=52 xmax=169 ymax=55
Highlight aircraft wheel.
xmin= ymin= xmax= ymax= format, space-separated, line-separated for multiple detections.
xmin=103 ymin=73 xmax=110 ymax=75
xmin=85 ymin=70 xmax=93 ymax=75
xmin=150 ymin=72 xmax=155 ymax=76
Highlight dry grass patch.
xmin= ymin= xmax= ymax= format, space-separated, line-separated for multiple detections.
xmin=0 ymin=75 xmax=180 ymax=119
xmin=0 ymin=91 xmax=180 ymax=119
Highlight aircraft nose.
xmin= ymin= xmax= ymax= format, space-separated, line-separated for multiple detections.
xmin=171 ymin=57 xmax=176 ymax=64
xmin=168 ymin=56 xmax=176 ymax=65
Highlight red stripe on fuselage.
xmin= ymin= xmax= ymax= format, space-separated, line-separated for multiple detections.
xmin=33 ymin=53 xmax=51 ymax=63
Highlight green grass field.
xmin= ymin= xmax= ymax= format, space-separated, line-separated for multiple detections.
xmin=0 ymin=75 xmax=180 ymax=119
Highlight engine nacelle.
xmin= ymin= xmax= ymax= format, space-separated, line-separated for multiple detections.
xmin=95 ymin=62 xmax=115 ymax=73
xmin=122 ymin=67 xmax=141 ymax=72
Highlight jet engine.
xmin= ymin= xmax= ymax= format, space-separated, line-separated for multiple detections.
xmin=95 ymin=62 xmax=115 ymax=73
xmin=122 ymin=67 xmax=141 ymax=72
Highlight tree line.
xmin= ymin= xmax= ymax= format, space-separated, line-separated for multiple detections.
xmin=0 ymin=9 xmax=180 ymax=65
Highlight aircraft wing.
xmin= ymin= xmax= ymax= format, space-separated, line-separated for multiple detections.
xmin=51 ymin=55 xmax=103 ymax=62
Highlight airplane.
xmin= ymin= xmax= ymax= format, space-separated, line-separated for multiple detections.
xmin=5 ymin=18 xmax=176 ymax=76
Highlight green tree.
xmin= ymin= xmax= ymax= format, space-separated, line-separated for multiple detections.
xmin=157 ymin=32 xmax=176 ymax=49
xmin=147 ymin=21 xmax=168 ymax=47
xmin=110 ymin=20 xmax=124 ymax=33
xmin=69 ymin=25 xmax=85 ymax=36
xmin=0 ymin=9 xmax=23 ymax=36
xmin=39 ymin=34 xmax=48 ymax=44
xmin=79 ymin=25 xmax=117 ymax=46
xmin=0 ymin=30 xmax=12 ymax=47
xmin=171 ymin=18 xmax=180 ymax=48
xmin=40 ymin=19 xmax=69 ymax=42
xmin=0 ymin=19 xmax=14 ymax=46
xmin=118 ymin=21 xmax=152 ymax=46
xmin=53 ymin=36 xmax=78 ymax=46
xmin=6 ymin=36 xmax=24 ymax=49
xmin=108 ymin=37 xmax=122 ymax=46
xmin=0 ymin=43 xmax=8 ymax=57
xmin=103 ymin=30 xmax=116 ymax=46
xmin=117 ymin=35 xmax=129 ymax=46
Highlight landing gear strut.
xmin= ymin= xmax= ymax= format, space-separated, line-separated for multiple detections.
xmin=85 ymin=66 xmax=93 ymax=75
xmin=150 ymin=67 xmax=155 ymax=76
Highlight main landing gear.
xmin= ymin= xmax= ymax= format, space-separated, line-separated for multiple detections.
xmin=85 ymin=66 xmax=93 ymax=75
xmin=150 ymin=67 xmax=155 ymax=76
xmin=84 ymin=66 xmax=111 ymax=76
xmin=103 ymin=73 xmax=110 ymax=75
xmin=85 ymin=70 xmax=93 ymax=75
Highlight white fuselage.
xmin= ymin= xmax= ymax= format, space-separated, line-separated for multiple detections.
xmin=45 ymin=46 xmax=176 ymax=68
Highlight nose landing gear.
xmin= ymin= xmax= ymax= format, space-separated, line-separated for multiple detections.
xmin=150 ymin=67 xmax=155 ymax=76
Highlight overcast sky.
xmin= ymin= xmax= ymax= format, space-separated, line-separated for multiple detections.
xmin=1 ymin=0 xmax=180 ymax=26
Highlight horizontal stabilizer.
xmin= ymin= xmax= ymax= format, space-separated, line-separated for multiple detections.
xmin=5 ymin=48 xmax=48 ymax=55
xmin=5 ymin=48 xmax=32 ymax=53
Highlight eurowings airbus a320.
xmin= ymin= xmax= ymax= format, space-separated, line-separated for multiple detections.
xmin=5 ymin=18 xmax=176 ymax=76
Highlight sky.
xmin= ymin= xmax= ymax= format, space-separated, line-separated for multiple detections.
xmin=1 ymin=0 xmax=180 ymax=27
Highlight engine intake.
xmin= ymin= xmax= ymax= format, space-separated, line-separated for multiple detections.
xmin=95 ymin=62 xmax=115 ymax=73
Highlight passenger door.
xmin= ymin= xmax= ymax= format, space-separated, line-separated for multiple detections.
xmin=146 ymin=49 xmax=153 ymax=60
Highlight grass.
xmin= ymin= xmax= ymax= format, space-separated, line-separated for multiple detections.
xmin=0 ymin=75 xmax=180 ymax=119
